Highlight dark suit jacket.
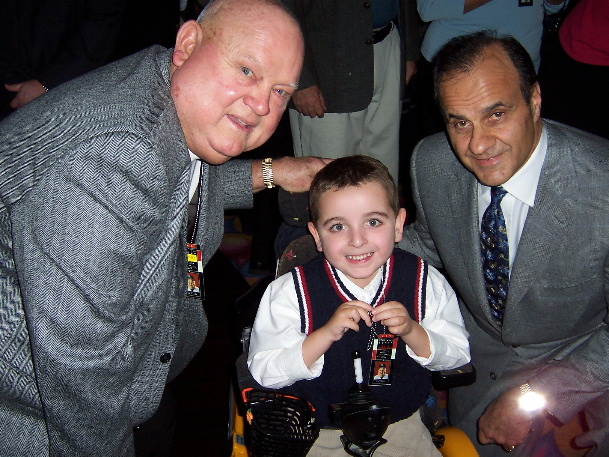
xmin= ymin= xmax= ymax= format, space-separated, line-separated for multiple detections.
xmin=282 ymin=0 xmax=422 ymax=113
xmin=400 ymin=120 xmax=609 ymax=455
xmin=0 ymin=0 xmax=124 ymax=89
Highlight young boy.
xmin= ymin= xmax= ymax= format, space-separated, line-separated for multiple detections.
xmin=247 ymin=156 xmax=470 ymax=457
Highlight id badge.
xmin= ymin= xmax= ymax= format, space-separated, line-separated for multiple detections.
xmin=187 ymin=243 xmax=204 ymax=299
xmin=369 ymin=333 xmax=398 ymax=386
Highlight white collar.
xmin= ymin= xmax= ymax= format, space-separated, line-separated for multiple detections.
xmin=481 ymin=126 xmax=547 ymax=208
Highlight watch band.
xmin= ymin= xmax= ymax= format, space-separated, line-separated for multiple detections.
xmin=518 ymin=382 xmax=546 ymax=412
xmin=519 ymin=383 xmax=532 ymax=395
xmin=262 ymin=157 xmax=275 ymax=189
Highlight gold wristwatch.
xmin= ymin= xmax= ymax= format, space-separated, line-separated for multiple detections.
xmin=262 ymin=158 xmax=275 ymax=189
xmin=518 ymin=382 xmax=546 ymax=412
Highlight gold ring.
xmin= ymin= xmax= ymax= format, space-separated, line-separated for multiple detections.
xmin=505 ymin=445 xmax=515 ymax=453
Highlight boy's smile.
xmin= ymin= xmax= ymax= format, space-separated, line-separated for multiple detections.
xmin=308 ymin=182 xmax=406 ymax=288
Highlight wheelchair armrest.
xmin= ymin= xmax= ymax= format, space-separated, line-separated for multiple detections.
xmin=431 ymin=363 xmax=476 ymax=392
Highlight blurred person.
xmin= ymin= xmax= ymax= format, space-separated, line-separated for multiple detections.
xmin=284 ymin=0 xmax=422 ymax=182
xmin=0 ymin=0 xmax=125 ymax=118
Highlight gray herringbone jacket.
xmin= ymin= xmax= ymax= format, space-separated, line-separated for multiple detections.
xmin=0 ymin=46 xmax=252 ymax=456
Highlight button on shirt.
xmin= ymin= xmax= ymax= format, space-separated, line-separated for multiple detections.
xmin=477 ymin=127 xmax=548 ymax=272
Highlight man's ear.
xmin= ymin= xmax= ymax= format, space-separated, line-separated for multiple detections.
xmin=172 ymin=20 xmax=201 ymax=68
xmin=394 ymin=208 xmax=407 ymax=243
xmin=531 ymin=82 xmax=542 ymax=122
xmin=308 ymin=222 xmax=324 ymax=252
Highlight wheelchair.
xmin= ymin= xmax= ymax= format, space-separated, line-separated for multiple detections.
xmin=227 ymin=234 xmax=479 ymax=457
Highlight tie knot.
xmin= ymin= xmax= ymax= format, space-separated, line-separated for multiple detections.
xmin=490 ymin=186 xmax=507 ymax=205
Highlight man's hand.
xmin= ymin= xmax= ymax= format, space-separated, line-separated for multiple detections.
xmin=271 ymin=156 xmax=331 ymax=192
xmin=291 ymin=85 xmax=327 ymax=118
xmin=405 ymin=61 xmax=418 ymax=86
xmin=478 ymin=387 xmax=535 ymax=451
xmin=5 ymin=80 xmax=47 ymax=109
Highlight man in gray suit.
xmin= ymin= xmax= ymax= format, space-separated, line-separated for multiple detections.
xmin=0 ymin=0 xmax=327 ymax=455
xmin=400 ymin=31 xmax=609 ymax=456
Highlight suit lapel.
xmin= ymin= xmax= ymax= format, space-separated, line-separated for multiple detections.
xmin=506 ymin=125 xmax=576 ymax=314
xmin=448 ymin=168 xmax=498 ymax=324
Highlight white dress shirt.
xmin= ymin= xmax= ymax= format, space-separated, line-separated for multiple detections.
xmin=478 ymin=126 xmax=548 ymax=271
xmin=248 ymin=259 xmax=471 ymax=389
xmin=188 ymin=150 xmax=200 ymax=201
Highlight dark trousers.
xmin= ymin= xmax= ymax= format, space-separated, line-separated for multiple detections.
xmin=134 ymin=389 xmax=177 ymax=457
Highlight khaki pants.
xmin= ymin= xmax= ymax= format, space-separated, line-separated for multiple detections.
xmin=306 ymin=409 xmax=442 ymax=457
xmin=289 ymin=26 xmax=402 ymax=182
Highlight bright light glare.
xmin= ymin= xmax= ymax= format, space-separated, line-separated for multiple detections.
xmin=518 ymin=391 xmax=546 ymax=412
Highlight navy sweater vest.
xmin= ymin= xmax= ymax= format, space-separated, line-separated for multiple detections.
xmin=282 ymin=248 xmax=432 ymax=427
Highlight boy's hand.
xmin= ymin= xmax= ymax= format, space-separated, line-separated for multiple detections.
xmin=371 ymin=301 xmax=431 ymax=358
xmin=302 ymin=300 xmax=373 ymax=368
xmin=322 ymin=300 xmax=373 ymax=341
xmin=371 ymin=301 xmax=414 ymax=337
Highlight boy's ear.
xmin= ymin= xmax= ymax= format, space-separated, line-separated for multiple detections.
xmin=394 ymin=208 xmax=407 ymax=243
xmin=308 ymin=222 xmax=324 ymax=252
xmin=172 ymin=20 xmax=201 ymax=68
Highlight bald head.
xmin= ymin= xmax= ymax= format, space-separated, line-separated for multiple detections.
xmin=170 ymin=0 xmax=304 ymax=164
xmin=197 ymin=0 xmax=302 ymax=42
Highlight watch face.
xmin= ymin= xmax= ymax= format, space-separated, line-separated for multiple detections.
xmin=519 ymin=390 xmax=546 ymax=412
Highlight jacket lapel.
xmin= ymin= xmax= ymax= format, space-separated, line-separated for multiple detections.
xmin=506 ymin=125 xmax=575 ymax=315
xmin=448 ymin=168 xmax=498 ymax=324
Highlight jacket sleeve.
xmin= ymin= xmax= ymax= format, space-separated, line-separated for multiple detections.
xmin=218 ymin=159 xmax=254 ymax=210
xmin=532 ymin=300 xmax=609 ymax=423
xmin=399 ymin=139 xmax=445 ymax=269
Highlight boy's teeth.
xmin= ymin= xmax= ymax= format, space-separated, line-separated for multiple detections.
xmin=348 ymin=253 xmax=372 ymax=261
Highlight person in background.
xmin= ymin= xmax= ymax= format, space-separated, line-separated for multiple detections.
xmin=283 ymin=0 xmax=422 ymax=182
xmin=539 ymin=0 xmax=609 ymax=139
xmin=0 ymin=0 xmax=126 ymax=119
xmin=0 ymin=0 xmax=327 ymax=455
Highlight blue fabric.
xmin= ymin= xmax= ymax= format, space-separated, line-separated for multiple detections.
xmin=372 ymin=0 xmax=399 ymax=29
xmin=480 ymin=186 xmax=509 ymax=325
xmin=418 ymin=0 xmax=550 ymax=70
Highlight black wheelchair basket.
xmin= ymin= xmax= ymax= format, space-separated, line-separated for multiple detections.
xmin=243 ymin=388 xmax=320 ymax=457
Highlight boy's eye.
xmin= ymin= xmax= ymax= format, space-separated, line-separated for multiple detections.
xmin=330 ymin=223 xmax=345 ymax=232
xmin=367 ymin=219 xmax=382 ymax=227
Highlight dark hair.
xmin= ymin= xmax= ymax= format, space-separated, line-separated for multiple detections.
xmin=308 ymin=155 xmax=399 ymax=224
xmin=432 ymin=30 xmax=538 ymax=107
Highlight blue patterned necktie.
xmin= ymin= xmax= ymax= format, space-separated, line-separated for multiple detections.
xmin=480 ymin=186 xmax=509 ymax=325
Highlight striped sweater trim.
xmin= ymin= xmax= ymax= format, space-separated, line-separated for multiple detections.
xmin=292 ymin=265 xmax=313 ymax=335
xmin=414 ymin=257 xmax=427 ymax=323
